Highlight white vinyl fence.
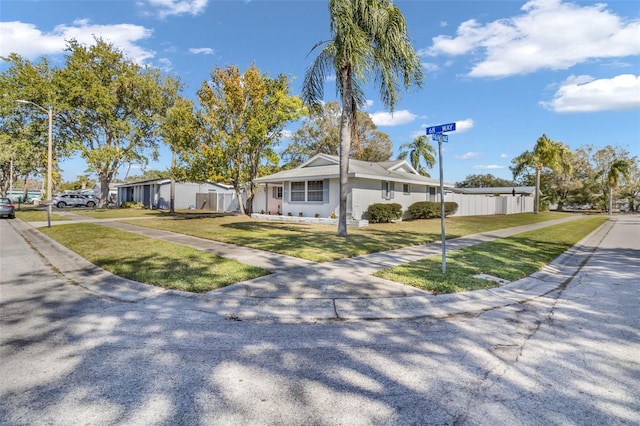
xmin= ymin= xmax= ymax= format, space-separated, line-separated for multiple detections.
xmin=440 ymin=193 xmax=534 ymax=216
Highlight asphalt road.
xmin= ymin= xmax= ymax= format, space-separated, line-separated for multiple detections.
xmin=1 ymin=216 xmax=638 ymax=425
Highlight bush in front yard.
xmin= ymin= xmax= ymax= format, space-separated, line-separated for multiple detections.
xmin=367 ymin=203 xmax=402 ymax=223
xmin=120 ymin=201 xmax=146 ymax=209
xmin=407 ymin=201 xmax=458 ymax=219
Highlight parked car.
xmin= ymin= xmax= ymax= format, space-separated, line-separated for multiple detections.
xmin=53 ymin=193 xmax=97 ymax=208
xmin=0 ymin=197 xmax=16 ymax=218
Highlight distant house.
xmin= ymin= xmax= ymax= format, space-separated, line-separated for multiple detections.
xmin=116 ymin=179 xmax=238 ymax=211
xmin=252 ymin=154 xmax=449 ymax=220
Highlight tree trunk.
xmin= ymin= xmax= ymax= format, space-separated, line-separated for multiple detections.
xmin=608 ymin=186 xmax=613 ymax=216
xmin=337 ymin=69 xmax=353 ymax=237
xmin=534 ymin=167 xmax=541 ymax=214
xmin=170 ymin=151 xmax=176 ymax=214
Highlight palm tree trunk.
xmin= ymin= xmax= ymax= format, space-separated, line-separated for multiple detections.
xmin=337 ymin=68 xmax=353 ymax=237
xmin=534 ymin=167 xmax=541 ymax=214
xmin=609 ymin=186 xmax=613 ymax=216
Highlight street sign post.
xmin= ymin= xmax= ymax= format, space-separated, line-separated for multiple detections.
xmin=426 ymin=122 xmax=456 ymax=274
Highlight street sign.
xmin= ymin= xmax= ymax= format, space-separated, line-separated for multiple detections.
xmin=426 ymin=122 xmax=456 ymax=135
xmin=431 ymin=134 xmax=449 ymax=143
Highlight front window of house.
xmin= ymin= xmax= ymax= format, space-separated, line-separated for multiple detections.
xmin=307 ymin=180 xmax=324 ymax=201
xmin=291 ymin=182 xmax=306 ymax=201
xmin=403 ymin=183 xmax=410 ymax=194
xmin=290 ymin=180 xmax=325 ymax=203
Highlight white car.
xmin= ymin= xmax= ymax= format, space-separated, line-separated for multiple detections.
xmin=53 ymin=194 xmax=97 ymax=208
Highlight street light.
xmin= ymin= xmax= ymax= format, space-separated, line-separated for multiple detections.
xmin=17 ymin=99 xmax=53 ymax=228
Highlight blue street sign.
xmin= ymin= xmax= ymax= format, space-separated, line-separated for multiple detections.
xmin=431 ymin=134 xmax=449 ymax=143
xmin=426 ymin=122 xmax=456 ymax=135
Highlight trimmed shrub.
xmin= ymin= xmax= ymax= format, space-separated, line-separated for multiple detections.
xmin=367 ymin=203 xmax=402 ymax=223
xmin=120 ymin=201 xmax=146 ymax=210
xmin=407 ymin=201 xmax=458 ymax=219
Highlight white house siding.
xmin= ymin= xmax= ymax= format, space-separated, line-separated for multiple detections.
xmin=117 ymin=181 xmax=236 ymax=210
xmin=351 ymin=178 xmax=434 ymax=220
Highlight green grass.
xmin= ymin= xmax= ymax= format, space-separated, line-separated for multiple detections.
xmin=40 ymin=223 xmax=269 ymax=292
xmin=121 ymin=212 xmax=575 ymax=262
xmin=15 ymin=208 xmax=68 ymax=222
xmin=63 ymin=208 xmax=168 ymax=219
xmin=374 ymin=215 xmax=608 ymax=294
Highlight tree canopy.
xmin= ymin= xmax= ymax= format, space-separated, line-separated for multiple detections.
xmin=398 ymin=135 xmax=436 ymax=177
xmin=455 ymin=174 xmax=516 ymax=188
xmin=174 ymin=64 xmax=302 ymax=214
xmin=282 ymin=101 xmax=391 ymax=168
xmin=511 ymin=134 xmax=572 ymax=214
xmin=52 ymin=38 xmax=182 ymax=206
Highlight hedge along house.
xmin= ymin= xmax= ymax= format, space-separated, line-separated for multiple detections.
xmin=251 ymin=154 xmax=448 ymax=221
xmin=116 ymin=179 xmax=238 ymax=211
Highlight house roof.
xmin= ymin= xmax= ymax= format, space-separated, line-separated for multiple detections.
xmin=255 ymin=154 xmax=449 ymax=187
xmin=450 ymin=186 xmax=537 ymax=195
xmin=115 ymin=179 xmax=233 ymax=190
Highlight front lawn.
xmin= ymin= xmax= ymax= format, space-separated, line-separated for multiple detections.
xmin=121 ymin=212 xmax=574 ymax=262
xmin=374 ymin=215 xmax=608 ymax=294
xmin=40 ymin=223 xmax=269 ymax=292
xmin=15 ymin=209 xmax=68 ymax=222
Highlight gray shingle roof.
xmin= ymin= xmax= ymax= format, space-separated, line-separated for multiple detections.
xmin=254 ymin=154 xmax=447 ymax=186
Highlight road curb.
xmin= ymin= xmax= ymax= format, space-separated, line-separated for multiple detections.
xmin=10 ymin=216 xmax=613 ymax=320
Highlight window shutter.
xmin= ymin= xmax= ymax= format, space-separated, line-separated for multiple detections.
xmin=323 ymin=179 xmax=329 ymax=203
xmin=283 ymin=182 xmax=289 ymax=202
xmin=381 ymin=181 xmax=386 ymax=198
xmin=390 ymin=182 xmax=395 ymax=199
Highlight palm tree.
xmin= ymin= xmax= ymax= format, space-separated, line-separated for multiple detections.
xmin=605 ymin=158 xmax=631 ymax=215
xmin=398 ymin=135 xmax=436 ymax=177
xmin=302 ymin=0 xmax=423 ymax=236
xmin=511 ymin=134 xmax=572 ymax=214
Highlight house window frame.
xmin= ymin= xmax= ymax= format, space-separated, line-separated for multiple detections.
xmin=289 ymin=180 xmax=326 ymax=204
xmin=272 ymin=186 xmax=283 ymax=200
xmin=382 ymin=180 xmax=395 ymax=200
xmin=403 ymin=183 xmax=410 ymax=195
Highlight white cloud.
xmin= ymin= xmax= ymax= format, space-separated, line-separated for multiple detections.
xmin=456 ymin=152 xmax=481 ymax=160
xmin=541 ymin=74 xmax=640 ymax=113
xmin=189 ymin=47 xmax=215 ymax=55
xmin=422 ymin=62 xmax=440 ymax=73
xmin=427 ymin=0 xmax=640 ymax=78
xmin=361 ymin=99 xmax=374 ymax=110
xmin=474 ymin=164 xmax=506 ymax=170
xmin=369 ymin=110 xmax=417 ymax=126
xmin=500 ymin=153 xmax=508 ymax=158
xmin=0 ymin=20 xmax=154 ymax=64
xmin=141 ymin=0 xmax=209 ymax=19
xmin=455 ymin=118 xmax=474 ymax=133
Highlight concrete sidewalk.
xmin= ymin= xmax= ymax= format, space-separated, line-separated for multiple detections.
xmin=10 ymin=213 xmax=622 ymax=320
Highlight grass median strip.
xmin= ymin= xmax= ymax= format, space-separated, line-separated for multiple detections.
xmin=40 ymin=223 xmax=269 ymax=292
xmin=374 ymin=215 xmax=608 ymax=294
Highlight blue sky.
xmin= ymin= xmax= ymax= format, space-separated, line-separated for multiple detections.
xmin=2 ymin=0 xmax=639 ymax=184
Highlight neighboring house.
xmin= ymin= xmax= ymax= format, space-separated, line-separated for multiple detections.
xmin=116 ymin=179 xmax=238 ymax=211
xmin=252 ymin=154 xmax=448 ymax=220
xmin=447 ymin=186 xmax=536 ymax=216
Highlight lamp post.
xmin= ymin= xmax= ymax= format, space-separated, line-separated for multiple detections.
xmin=17 ymin=100 xmax=53 ymax=228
